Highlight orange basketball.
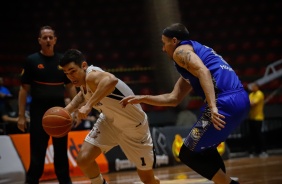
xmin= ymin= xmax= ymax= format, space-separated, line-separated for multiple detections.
xmin=42 ymin=106 xmax=73 ymax=138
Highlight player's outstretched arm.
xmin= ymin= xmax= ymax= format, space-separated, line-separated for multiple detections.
xmin=120 ymin=77 xmax=191 ymax=108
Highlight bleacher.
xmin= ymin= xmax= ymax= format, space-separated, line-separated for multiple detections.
xmin=0 ymin=0 xmax=281 ymax=128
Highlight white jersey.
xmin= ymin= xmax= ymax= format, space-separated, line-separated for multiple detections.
xmin=83 ymin=66 xmax=155 ymax=170
xmin=81 ymin=65 xmax=146 ymax=131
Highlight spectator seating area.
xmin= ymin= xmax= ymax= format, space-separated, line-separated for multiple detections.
xmin=0 ymin=0 xmax=281 ymax=129
xmin=1 ymin=0 xmax=158 ymax=107
xmin=178 ymin=0 xmax=282 ymax=106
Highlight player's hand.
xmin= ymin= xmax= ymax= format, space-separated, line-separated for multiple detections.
xmin=71 ymin=111 xmax=81 ymax=128
xmin=17 ymin=116 xmax=27 ymax=132
xmin=120 ymin=95 xmax=146 ymax=108
xmin=210 ymin=107 xmax=225 ymax=130
xmin=78 ymin=105 xmax=91 ymax=120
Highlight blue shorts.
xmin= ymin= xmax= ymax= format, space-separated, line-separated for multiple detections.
xmin=184 ymin=88 xmax=250 ymax=152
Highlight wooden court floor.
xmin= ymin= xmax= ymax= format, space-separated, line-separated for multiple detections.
xmin=41 ymin=153 xmax=282 ymax=184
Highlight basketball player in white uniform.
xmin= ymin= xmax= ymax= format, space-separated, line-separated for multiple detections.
xmin=60 ymin=49 xmax=160 ymax=184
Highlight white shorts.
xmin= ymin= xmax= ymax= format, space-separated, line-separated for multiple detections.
xmin=85 ymin=114 xmax=155 ymax=170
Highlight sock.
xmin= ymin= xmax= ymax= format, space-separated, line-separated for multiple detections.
xmin=230 ymin=180 xmax=239 ymax=184
xmin=90 ymin=174 xmax=104 ymax=184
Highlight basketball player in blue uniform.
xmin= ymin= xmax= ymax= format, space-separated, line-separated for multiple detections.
xmin=59 ymin=49 xmax=160 ymax=184
xmin=120 ymin=23 xmax=250 ymax=184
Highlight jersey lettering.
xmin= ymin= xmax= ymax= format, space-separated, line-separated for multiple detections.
xmin=140 ymin=157 xmax=146 ymax=166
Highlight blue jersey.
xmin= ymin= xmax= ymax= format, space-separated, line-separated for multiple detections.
xmin=174 ymin=40 xmax=250 ymax=152
xmin=174 ymin=40 xmax=243 ymax=99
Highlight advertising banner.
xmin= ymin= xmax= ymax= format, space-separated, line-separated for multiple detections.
xmin=10 ymin=130 xmax=108 ymax=181
xmin=0 ymin=135 xmax=25 ymax=184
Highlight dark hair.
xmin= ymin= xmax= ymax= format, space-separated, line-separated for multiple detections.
xmin=162 ymin=23 xmax=189 ymax=40
xmin=60 ymin=49 xmax=86 ymax=67
xmin=39 ymin=25 xmax=56 ymax=37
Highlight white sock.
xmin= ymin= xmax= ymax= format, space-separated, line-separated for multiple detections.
xmin=90 ymin=174 xmax=104 ymax=184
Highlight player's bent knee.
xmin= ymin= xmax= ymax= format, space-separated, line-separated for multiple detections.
xmin=178 ymin=144 xmax=193 ymax=166
xmin=76 ymin=152 xmax=91 ymax=168
xmin=179 ymin=145 xmax=222 ymax=180
xmin=77 ymin=143 xmax=101 ymax=168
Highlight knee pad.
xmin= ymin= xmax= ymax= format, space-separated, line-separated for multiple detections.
xmin=179 ymin=145 xmax=225 ymax=180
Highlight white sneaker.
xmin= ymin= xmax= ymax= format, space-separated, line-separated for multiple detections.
xmin=231 ymin=177 xmax=239 ymax=181
xmin=259 ymin=152 xmax=269 ymax=158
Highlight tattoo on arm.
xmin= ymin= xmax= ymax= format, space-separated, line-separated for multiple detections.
xmin=175 ymin=49 xmax=192 ymax=69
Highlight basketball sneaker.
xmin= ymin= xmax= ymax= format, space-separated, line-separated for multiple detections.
xmin=259 ymin=152 xmax=269 ymax=158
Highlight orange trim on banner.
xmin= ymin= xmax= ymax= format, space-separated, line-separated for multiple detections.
xmin=10 ymin=130 xmax=109 ymax=181
xmin=10 ymin=133 xmax=30 ymax=171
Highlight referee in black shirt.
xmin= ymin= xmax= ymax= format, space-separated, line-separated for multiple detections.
xmin=18 ymin=26 xmax=77 ymax=184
